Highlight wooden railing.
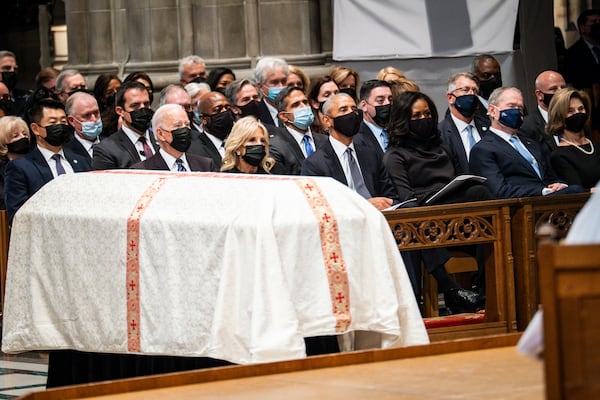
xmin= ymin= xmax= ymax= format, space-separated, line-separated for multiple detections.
xmin=384 ymin=192 xmax=590 ymax=340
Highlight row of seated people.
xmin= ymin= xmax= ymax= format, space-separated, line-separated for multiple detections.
xmin=0 ymin=56 xmax=596 ymax=317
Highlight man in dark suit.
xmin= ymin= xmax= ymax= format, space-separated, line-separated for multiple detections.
xmin=4 ymin=99 xmax=91 ymax=223
xmin=193 ymin=91 xmax=235 ymax=169
xmin=354 ymin=80 xmax=393 ymax=155
xmin=64 ymin=92 xmax=101 ymax=170
xmin=92 ymin=81 xmax=157 ymax=170
xmin=470 ymin=87 xmax=584 ymax=198
xmin=563 ymin=9 xmax=600 ymax=139
xmin=131 ymin=104 xmax=214 ymax=172
xmin=0 ymin=50 xmax=31 ymax=116
xmin=253 ymin=57 xmax=288 ymax=127
xmin=273 ymin=86 xmax=327 ymax=175
xmin=439 ymin=72 xmax=490 ymax=174
xmin=301 ymin=93 xmax=396 ymax=210
xmin=518 ymin=70 xmax=566 ymax=157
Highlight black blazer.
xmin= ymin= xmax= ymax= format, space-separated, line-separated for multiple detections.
xmin=187 ymin=129 xmax=223 ymax=169
xmin=92 ymin=128 xmax=159 ymax=170
xmin=269 ymin=128 xmax=327 ymax=175
xmin=63 ymin=135 xmax=94 ymax=170
xmin=130 ymin=151 xmax=214 ymax=172
xmin=564 ymin=38 xmax=600 ymax=90
xmin=258 ymin=100 xmax=277 ymax=126
xmin=469 ymin=131 xmax=565 ymax=198
xmin=4 ymin=147 xmax=91 ymax=223
xmin=438 ymin=113 xmax=490 ymax=175
xmin=301 ymin=138 xmax=397 ymax=200
xmin=353 ymin=121 xmax=384 ymax=156
xmin=518 ymin=108 xmax=557 ymax=157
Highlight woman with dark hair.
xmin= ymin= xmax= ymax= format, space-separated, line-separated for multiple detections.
xmin=123 ymin=71 xmax=154 ymax=103
xmin=307 ymin=76 xmax=339 ymax=135
xmin=93 ymin=74 xmax=121 ymax=112
xmin=547 ymin=88 xmax=600 ymax=190
xmin=383 ymin=91 xmax=491 ymax=314
xmin=206 ymin=68 xmax=236 ymax=93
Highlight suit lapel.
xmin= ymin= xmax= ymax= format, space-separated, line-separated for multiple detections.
xmin=29 ymin=148 xmax=54 ymax=183
xmin=117 ymin=129 xmax=142 ymax=163
xmin=322 ymin=141 xmax=347 ymax=185
xmin=491 ymin=133 xmax=539 ymax=176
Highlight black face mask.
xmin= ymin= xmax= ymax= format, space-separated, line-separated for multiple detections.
xmin=2 ymin=71 xmax=17 ymax=92
xmin=238 ymin=100 xmax=261 ymax=119
xmin=6 ymin=137 xmax=30 ymax=154
xmin=191 ymin=76 xmax=207 ymax=84
xmin=339 ymin=87 xmax=357 ymax=101
xmin=541 ymin=92 xmax=554 ymax=108
xmin=478 ymin=77 xmax=502 ymax=100
xmin=0 ymin=99 xmax=16 ymax=116
xmin=372 ymin=104 xmax=391 ymax=127
xmin=453 ymin=94 xmax=478 ymax=118
xmin=169 ymin=127 xmax=192 ymax=152
xmin=128 ymin=108 xmax=154 ymax=133
xmin=590 ymin=23 xmax=600 ymax=42
xmin=564 ymin=112 xmax=588 ymax=132
xmin=43 ymin=123 xmax=73 ymax=147
xmin=332 ymin=110 xmax=363 ymax=137
xmin=205 ymin=109 xmax=235 ymax=140
xmin=409 ymin=117 xmax=436 ymax=139
xmin=242 ymin=144 xmax=266 ymax=167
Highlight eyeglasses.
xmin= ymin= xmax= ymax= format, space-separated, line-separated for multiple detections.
xmin=452 ymin=86 xmax=479 ymax=96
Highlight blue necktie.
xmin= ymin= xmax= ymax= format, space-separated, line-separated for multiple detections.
xmin=346 ymin=148 xmax=371 ymax=199
xmin=380 ymin=129 xmax=389 ymax=150
xmin=303 ymin=135 xmax=314 ymax=157
xmin=509 ymin=136 xmax=541 ymax=178
xmin=176 ymin=158 xmax=187 ymax=172
xmin=51 ymin=154 xmax=66 ymax=176
xmin=466 ymin=125 xmax=476 ymax=150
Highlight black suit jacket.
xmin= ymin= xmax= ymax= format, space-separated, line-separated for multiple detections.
xmin=353 ymin=121 xmax=385 ymax=156
xmin=130 ymin=151 xmax=214 ymax=172
xmin=92 ymin=128 xmax=159 ymax=170
xmin=438 ymin=113 xmax=490 ymax=175
xmin=187 ymin=128 xmax=223 ymax=169
xmin=269 ymin=127 xmax=327 ymax=175
xmin=4 ymin=147 xmax=91 ymax=223
xmin=564 ymin=38 xmax=600 ymax=90
xmin=301 ymin=138 xmax=397 ymax=200
xmin=258 ymin=100 xmax=277 ymax=126
xmin=469 ymin=131 xmax=565 ymax=198
xmin=518 ymin=108 xmax=557 ymax=157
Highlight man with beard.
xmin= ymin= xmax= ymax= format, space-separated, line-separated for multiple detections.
xmin=92 ymin=81 xmax=158 ymax=170
xmin=131 ymin=104 xmax=214 ymax=172
xmin=4 ymin=99 xmax=90 ymax=223
xmin=196 ymin=91 xmax=236 ymax=169
xmin=439 ymin=72 xmax=490 ymax=174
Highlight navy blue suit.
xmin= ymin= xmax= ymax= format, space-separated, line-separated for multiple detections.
xmin=469 ymin=131 xmax=583 ymax=198
xmin=4 ymin=147 xmax=91 ymax=223
xmin=301 ymin=138 xmax=397 ymax=200
xmin=438 ymin=113 xmax=490 ymax=175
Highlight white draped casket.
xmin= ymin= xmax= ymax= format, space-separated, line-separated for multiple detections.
xmin=2 ymin=171 xmax=428 ymax=363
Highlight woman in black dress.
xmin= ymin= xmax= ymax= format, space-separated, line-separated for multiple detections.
xmin=547 ymin=88 xmax=600 ymax=190
xmin=383 ymin=91 xmax=492 ymax=313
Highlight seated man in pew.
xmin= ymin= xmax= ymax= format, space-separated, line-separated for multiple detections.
xmin=469 ymin=86 xmax=585 ymax=198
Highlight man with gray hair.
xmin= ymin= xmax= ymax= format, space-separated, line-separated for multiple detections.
xmin=131 ymin=103 xmax=214 ymax=172
xmin=64 ymin=91 xmax=101 ymax=168
xmin=301 ymin=93 xmax=397 ymax=210
xmin=56 ymin=69 xmax=87 ymax=102
xmin=439 ymin=72 xmax=490 ymax=174
xmin=253 ymin=57 xmax=288 ymax=126
xmin=470 ymin=87 xmax=584 ymax=198
xmin=179 ymin=55 xmax=207 ymax=85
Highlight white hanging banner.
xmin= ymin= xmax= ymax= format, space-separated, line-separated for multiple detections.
xmin=333 ymin=0 xmax=519 ymax=60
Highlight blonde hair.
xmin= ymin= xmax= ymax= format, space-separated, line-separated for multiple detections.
xmin=376 ymin=66 xmax=406 ymax=83
xmin=287 ymin=65 xmax=310 ymax=93
xmin=330 ymin=66 xmax=360 ymax=89
xmin=390 ymin=78 xmax=420 ymax=100
xmin=546 ymin=88 xmax=591 ymax=135
xmin=0 ymin=116 xmax=29 ymax=157
xmin=221 ymin=116 xmax=275 ymax=173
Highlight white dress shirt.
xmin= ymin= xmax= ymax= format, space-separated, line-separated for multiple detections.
xmin=159 ymin=148 xmax=191 ymax=172
xmin=122 ymin=125 xmax=154 ymax=160
xmin=38 ymin=145 xmax=75 ymax=178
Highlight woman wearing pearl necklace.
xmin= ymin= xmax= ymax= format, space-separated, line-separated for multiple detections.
xmin=547 ymin=88 xmax=600 ymax=191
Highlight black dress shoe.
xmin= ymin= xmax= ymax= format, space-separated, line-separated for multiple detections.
xmin=443 ymin=288 xmax=486 ymax=314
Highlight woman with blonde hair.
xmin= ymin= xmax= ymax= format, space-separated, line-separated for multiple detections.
xmin=221 ymin=116 xmax=275 ymax=173
xmin=376 ymin=66 xmax=406 ymax=84
xmin=0 ymin=116 xmax=31 ymax=209
xmin=330 ymin=65 xmax=360 ymax=100
xmin=547 ymin=88 xmax=600 ymax=190
xmin=286 ymin=65 xmax=310 ymax=94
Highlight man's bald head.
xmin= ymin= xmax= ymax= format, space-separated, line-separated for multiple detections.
xmin=534 ymin=70 xmax=566 ymax=110
xmin=199 ymin=91 xmax=228 ymax=115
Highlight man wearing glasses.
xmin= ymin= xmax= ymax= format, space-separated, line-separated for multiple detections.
xmin=439 ymin=72 xmax=490 ymax=175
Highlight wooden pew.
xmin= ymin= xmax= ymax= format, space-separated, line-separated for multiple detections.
xmin=384 ymin=199 xmax=518 ymax=341
xmin=512 ymin=192 xmax=590 ymax=330
xmin=0 ymin=210 xmax=8 ymax=314
xmin=538 ymin=242 xmax=600 ymax=400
